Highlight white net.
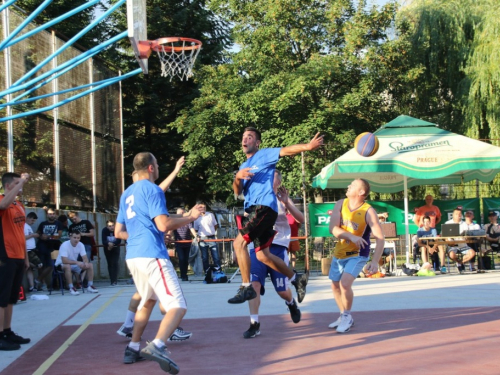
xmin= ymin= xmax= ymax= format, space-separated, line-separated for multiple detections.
xmin=155 ymin=39 xmax=201 ymax=81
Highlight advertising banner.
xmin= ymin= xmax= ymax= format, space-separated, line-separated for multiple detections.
xmin=309 ymin=198 xmax=480 ymax=237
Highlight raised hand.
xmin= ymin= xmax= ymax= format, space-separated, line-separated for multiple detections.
xmin=308 ymin=132 xmax=324 ymax=151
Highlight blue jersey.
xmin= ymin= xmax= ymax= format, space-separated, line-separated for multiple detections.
xmin=117 ymin=179 xmax=169 ymax=259
xmin=240 ymin=147 xmax=281 ymax=213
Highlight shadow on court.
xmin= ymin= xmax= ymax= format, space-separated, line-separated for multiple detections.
xmin=3 ymin=306 xmax=500 ymax=375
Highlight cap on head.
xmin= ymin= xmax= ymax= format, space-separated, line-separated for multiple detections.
xmin=488 ymin=210 xmax=498 ymax=217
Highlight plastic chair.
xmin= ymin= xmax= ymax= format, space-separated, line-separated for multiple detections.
xmin=49 ymin=260 xmax=65 ymax=296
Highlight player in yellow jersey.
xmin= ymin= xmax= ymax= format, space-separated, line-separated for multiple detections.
xmin=327 ymin=179 xmax=384 ymax=333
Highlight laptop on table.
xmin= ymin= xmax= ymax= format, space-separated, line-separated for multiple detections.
xmin=441 ymin=223 xmax=461 ymax=237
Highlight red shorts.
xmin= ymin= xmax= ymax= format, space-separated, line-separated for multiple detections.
xmin=240 ymin=205 xmax=278 ymax=252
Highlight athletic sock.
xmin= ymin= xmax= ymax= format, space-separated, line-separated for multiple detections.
xmin=152 ymin=338 xmax=166 ymax=349
xmin=68 ymin=283 xmax=74 ymax=289
xmin=88 ymin=281 xmax=93 ymax=287
xmin=125 ymin=310 xmax=136 ymax=327
xmin=242 ymin=282 xmax=251 ymax=287
xmin=289 ymin=273 xmax=296 ymax=282
xmin=128 ymin=341 xmax=140 ymax=351
xmin=343 ymin=310 xmax=351 ymax=316
xmin=285 ymin=298 xmax=293 ymax=305
xmin=250 ymin=315 xmax=259 ymax=324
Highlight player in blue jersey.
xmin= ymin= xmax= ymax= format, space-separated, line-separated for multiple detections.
xmin=229 ymin=127 xmax=324 ymax=304
xmin=115 ymin=152 xmax=202 ymax=374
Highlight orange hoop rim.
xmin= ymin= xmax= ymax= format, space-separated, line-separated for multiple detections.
xmin=151 ymin=37 xmax=202 ymax=52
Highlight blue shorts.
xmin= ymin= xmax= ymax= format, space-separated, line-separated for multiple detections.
xmin=250 ymin=244 xmax=289 ymax=295
xmin=329 ymin=256 xmax=369 ymax=282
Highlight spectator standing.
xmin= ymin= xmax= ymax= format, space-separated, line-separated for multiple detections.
xmin=193 ymin=202 xmax=221 ymax=272
xmin=102 ymin=220 xmax=122 ymax=286
xmin=0 ymin=172 xmax=31 ymax=351
xmin=414 ymin=195 xmax=442 ymax=228
xmin=36 ymin=208 xmax=62 ymax=290
xmin=286 ymin=209 xmax=302 ymax=270
xmin=58 ymin=214 xmax=70 ymax=243
xmin=24 ymin=212 xmax=41 ymax=292
xmin=68 ymin=211 xmax=95 ymax=260
xmin=172 ymin=208 xmax=196 ymax=281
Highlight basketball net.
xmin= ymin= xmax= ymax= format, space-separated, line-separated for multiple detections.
xmin=155 ymin=39 xmax=202 ymax=81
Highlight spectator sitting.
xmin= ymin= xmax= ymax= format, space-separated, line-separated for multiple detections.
xmin=445 ymin=208 xmax=476 ymax=274
xmin=55 ymin=231 xmax=99 ymax=295
xmin=24 ymin=212 xmax=41 ymax=292
xmin=417 ymin=216 xmax=447 ymax=273
xmin=463 ymin=210 xmax=481 ymax=270
xmin=484 ymin=211 xmax=500 ymax=254
xmin=68 ymin=211 xmax=95 ymax=261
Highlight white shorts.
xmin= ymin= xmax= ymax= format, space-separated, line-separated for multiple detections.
xmin=126 ymin=257 xmax=186 ymax=311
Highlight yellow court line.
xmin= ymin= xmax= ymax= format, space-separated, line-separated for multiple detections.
xmin=33 ymin=289 xmax=126 ymax=375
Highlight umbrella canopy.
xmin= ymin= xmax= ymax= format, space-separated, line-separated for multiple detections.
xmin=313 ymin=115 xmax=500 ymax=192
xmin=312 ymin=115 xmax=500 ymax=263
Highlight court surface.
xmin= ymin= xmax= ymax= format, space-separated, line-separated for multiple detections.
xmin=1 ymin=271 xmax=499 ymax=375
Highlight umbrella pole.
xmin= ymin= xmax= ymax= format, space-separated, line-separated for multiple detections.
xmin=404 ymin=176 xmax=410 ymax=264
xmin=301 ymin=152 xmax=310 ymax=275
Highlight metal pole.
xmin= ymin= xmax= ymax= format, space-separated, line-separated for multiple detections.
xmin=2 ymin=2 xmax=14 ymax=171
xmin=404 ymin=176 xmax=410 ymax=264
xmin=301 ymin=152 xmax=310 ymax=274
xmin=119 ymin=70 xmax=125 ymax=193
xmin=89 ymin=58 xmax=96 ymax=212
xmin=52 ymin=30 xmax=60 ymax=209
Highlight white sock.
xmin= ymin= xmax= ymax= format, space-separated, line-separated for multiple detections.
xmin=152 ymin=338 xmax=165 ymax=349
xmin=242 ymin=282 xmax=251 ymax=287
xmin=125 ymin=310 xmax=136 ymax=327
xmin=128 ymin=341 xmax=140 ymax=351
xmin=290 ymin=273 xmax=296 ymax=282
xmin=68 ymin=284 xmax=74 ymax=289
xmin=250 ymin=315 xmax=259 ymax=324
xmin=285 ymin=298 xmax=293 ymax=305
xmin=88 ymin=281 xmax=93 ymax=286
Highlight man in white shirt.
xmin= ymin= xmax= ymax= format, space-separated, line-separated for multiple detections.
xmin=193 ymin=202 xmax=220 ymax=271
xmin=56 ymin=231 xmax=98 ymax=295
xmin=444 ymin=209 xmax=476 ymax=273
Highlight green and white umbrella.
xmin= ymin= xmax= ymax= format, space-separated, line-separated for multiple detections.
xmin=312 ymin=115 xmax=500 ymax=262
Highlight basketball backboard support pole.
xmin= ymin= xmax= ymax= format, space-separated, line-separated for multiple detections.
xmin=126 ymin=0 xmax=148 ymax=74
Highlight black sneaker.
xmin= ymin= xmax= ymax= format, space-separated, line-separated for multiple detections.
xmin=4 ymin=331 xmax=30 ymax=345
xmin=243 ymin=322 xmax=260 ymax=339
xmin=287 ymin=299 xmax=301 ymax=324
xmin=228 ymin=285 xmax=257 ymax=304
xmin=0 ymin=337 xmax=20 ymax=351
xmin=291 ymin=273 xmax=308 ymax=303
xmin=123 ymin=345 xmax=145 ymax=364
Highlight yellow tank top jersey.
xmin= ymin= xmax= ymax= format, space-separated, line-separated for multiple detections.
xmin=333 ymin=198 xmax=372 ymax=259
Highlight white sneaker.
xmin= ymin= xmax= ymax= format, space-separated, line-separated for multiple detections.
xmin=328 ymin=316 xmax=342 ymax=329
xmin=336 ymin=314 xmax=354 ymax=333
xmin=87 ymin=285 xmax=99 ymax=293
xmin=70 ymin=287 xmax=80 ymax=296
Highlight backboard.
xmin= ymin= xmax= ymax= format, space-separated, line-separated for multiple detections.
xmin=126 ymin=0 xmax=148 ymax=73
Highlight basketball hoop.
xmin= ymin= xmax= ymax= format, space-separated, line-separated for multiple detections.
xmin=137 ymin=37 xmax=202 ymax=81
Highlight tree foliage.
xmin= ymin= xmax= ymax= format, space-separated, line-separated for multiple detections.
xmin=173 ymin=0 xmax=400 ymax=204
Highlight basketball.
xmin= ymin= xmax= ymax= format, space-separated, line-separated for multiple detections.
xmin=354 ymin=132 xmax=379 ymax=157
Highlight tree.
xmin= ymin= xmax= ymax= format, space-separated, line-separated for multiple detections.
xmin=173 ymin=0 xmax=400 ymax=204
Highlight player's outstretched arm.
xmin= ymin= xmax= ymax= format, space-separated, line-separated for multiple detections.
xmin=279 ymin=132 xmax=324 ymax=157
xmin=158 ymin=156 xmax=185 ymax=192
xmin=154 ymin=204 xmax=204 ymax=232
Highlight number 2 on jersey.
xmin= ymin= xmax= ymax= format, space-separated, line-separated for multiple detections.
xmin=126 ymin=195 xmax=136 ymax=219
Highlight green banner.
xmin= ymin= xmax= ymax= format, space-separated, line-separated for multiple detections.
xmin=309 ymin=198 xmax=480 ymax=237
xmin=482 ymin=198 xmax=500 ymax=218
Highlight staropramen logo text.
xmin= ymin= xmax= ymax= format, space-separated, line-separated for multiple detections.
xmin=389 ymin=140 xmax=451 ymax=154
